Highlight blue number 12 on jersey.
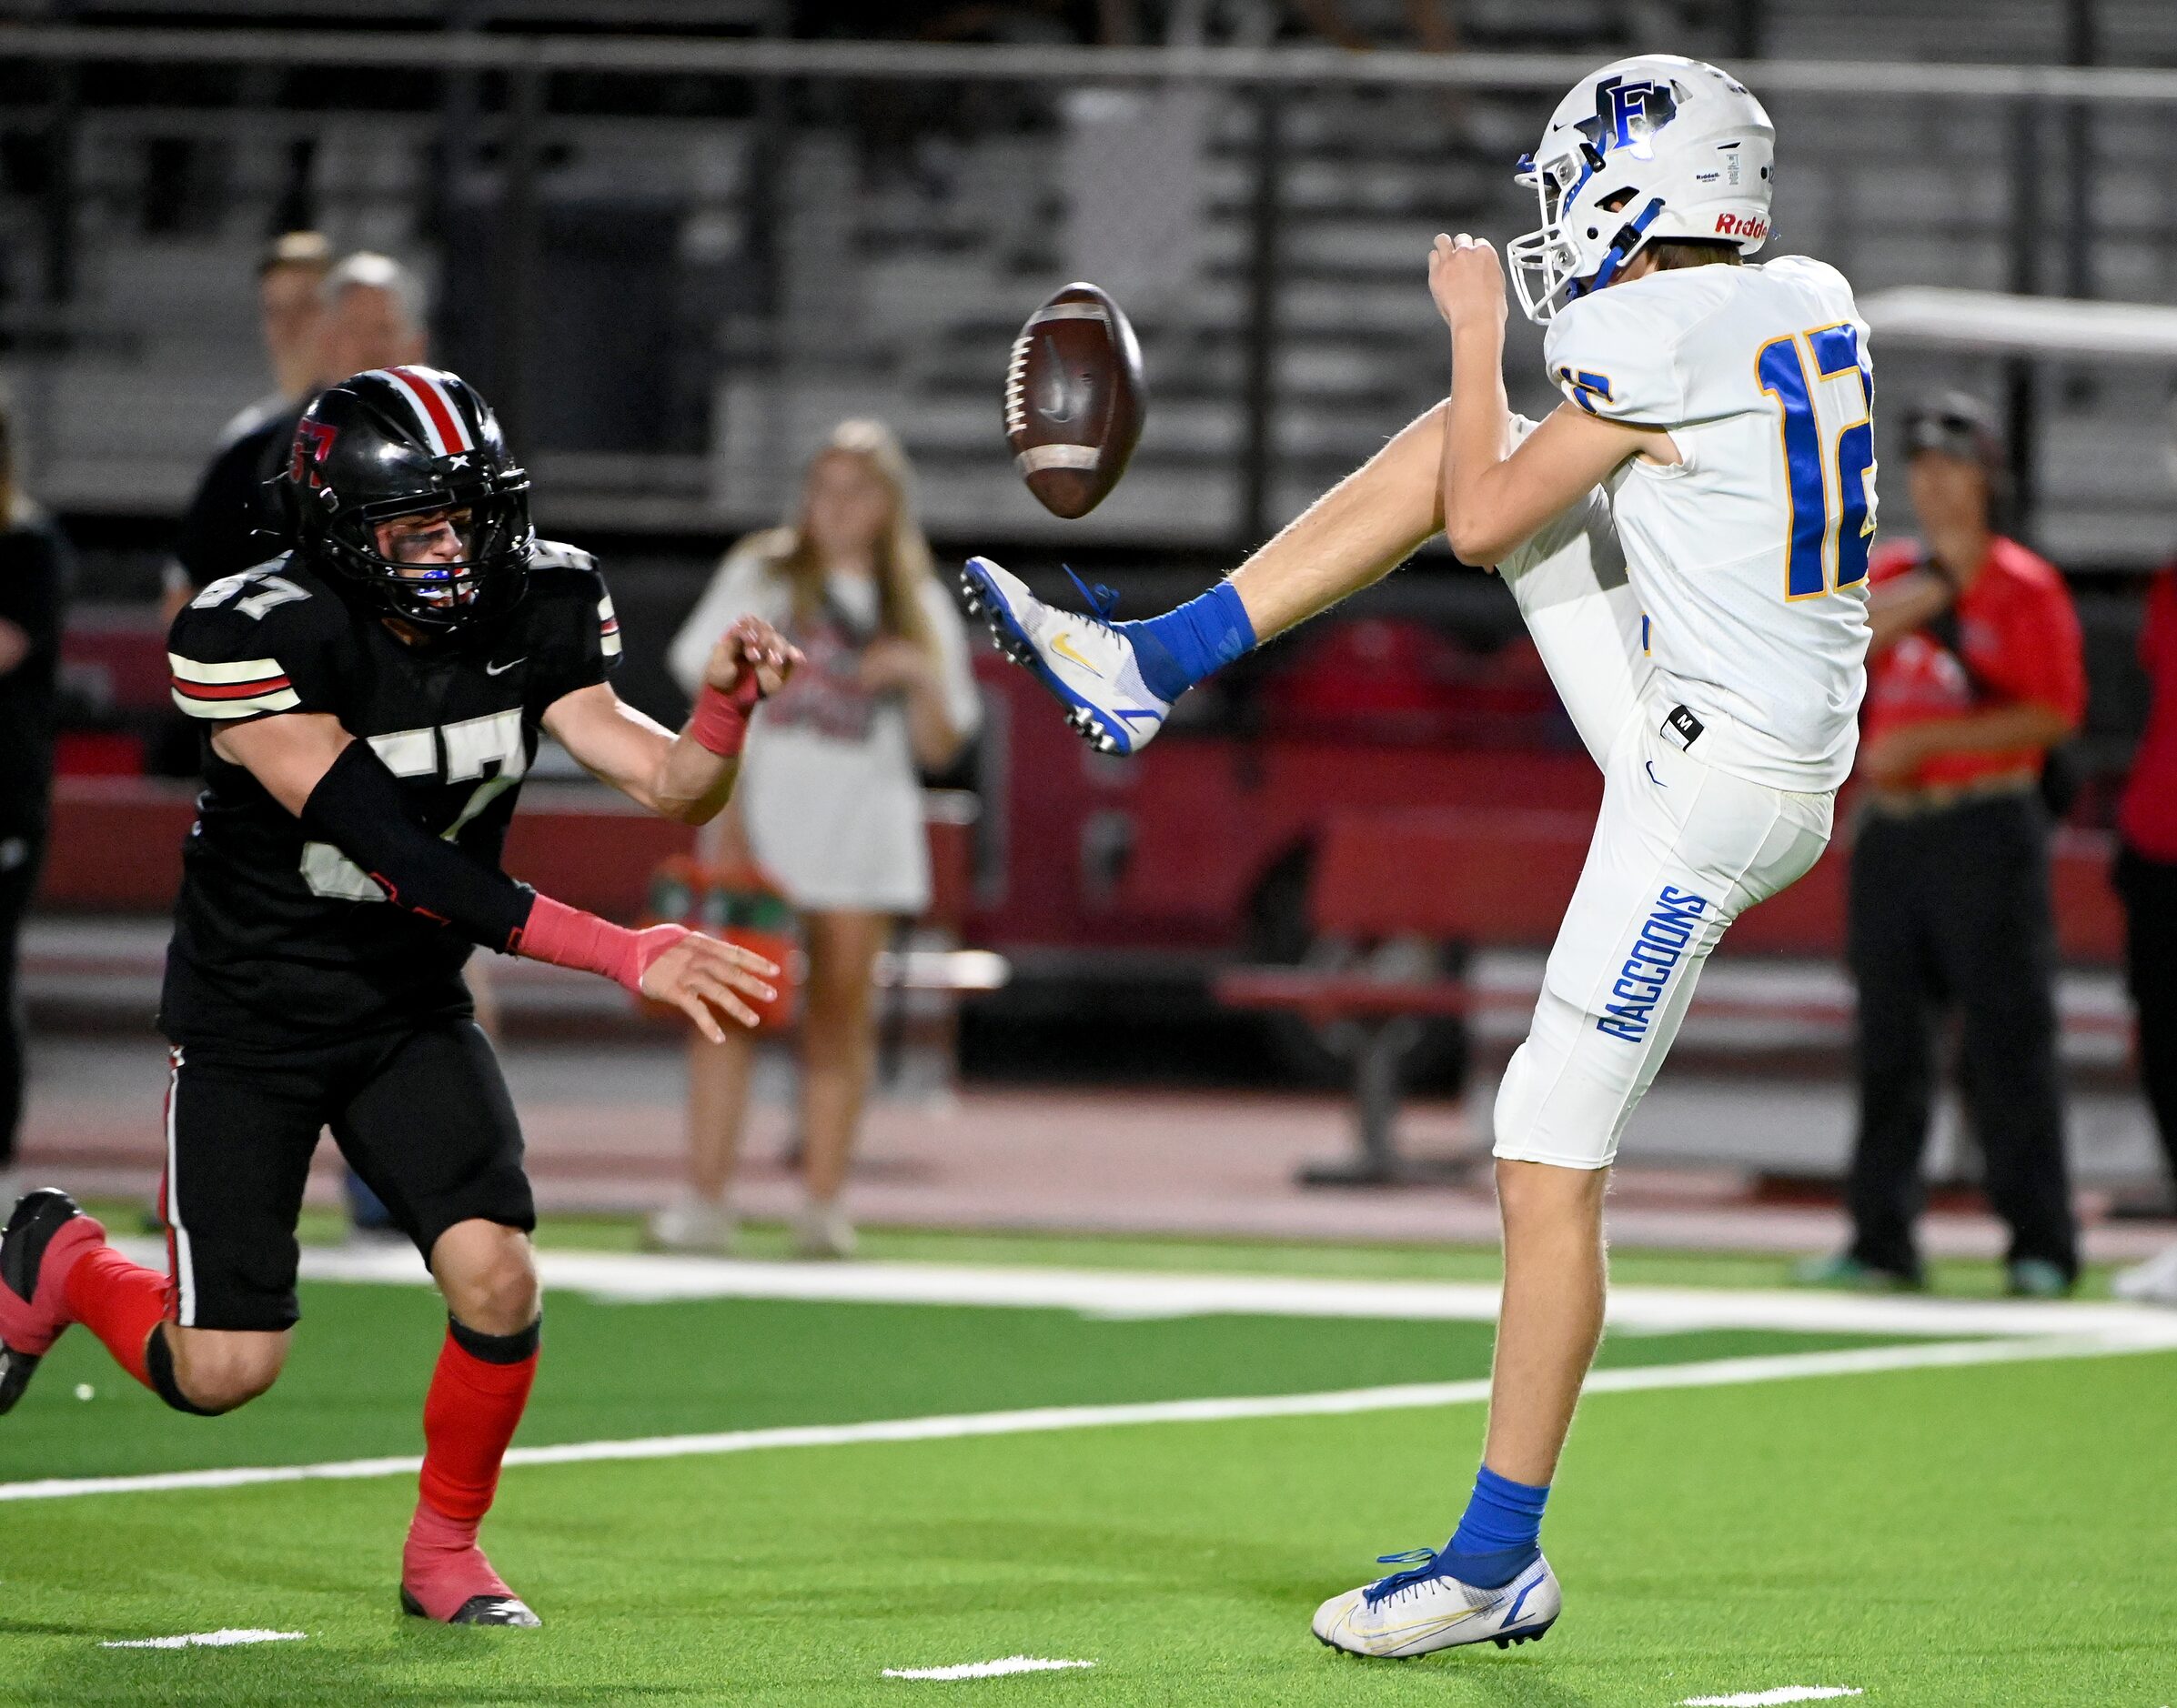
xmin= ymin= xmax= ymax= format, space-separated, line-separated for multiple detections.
xmin=1758 ymin=323 xmax=1874 ymax=600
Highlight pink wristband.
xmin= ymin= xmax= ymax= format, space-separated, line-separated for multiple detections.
xmin=516 ymin=894 xmax=684 ymax=997
xmin=688 ymin=671 xmax=763 ymax=759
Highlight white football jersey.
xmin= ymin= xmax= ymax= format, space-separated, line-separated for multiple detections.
xmin=1540 ymin=256 xmax=1875 ymax=791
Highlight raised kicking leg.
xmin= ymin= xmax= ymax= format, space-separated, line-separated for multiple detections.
xmin=962 ymin=401 xmax=1449 ymax=753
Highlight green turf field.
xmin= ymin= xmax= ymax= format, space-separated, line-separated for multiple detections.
xmin=1 ymin=1242 xmax=2172 ymax=1706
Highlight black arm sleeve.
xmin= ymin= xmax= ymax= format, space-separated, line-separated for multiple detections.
xmin=300 ymin=740 xmax=538 ymax=952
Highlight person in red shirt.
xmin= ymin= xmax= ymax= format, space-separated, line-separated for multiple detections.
xmin=1798 ymin=394 xmax=2085 ymax=1296
xmin=2112 ymin=568 xmax=2177 ymax=1301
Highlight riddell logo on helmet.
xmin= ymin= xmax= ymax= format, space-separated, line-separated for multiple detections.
xmin=1713 ymin=213 xmax=1769 ymax=240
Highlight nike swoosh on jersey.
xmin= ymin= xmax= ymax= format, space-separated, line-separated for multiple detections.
xmin=486 ymin=657 xmax=526 ymax=676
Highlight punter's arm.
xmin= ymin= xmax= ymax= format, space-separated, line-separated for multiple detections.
xmin=541 ymin=616 xmax=801 ymax=826
xmin=209 ymin=711 xmax=778 ymax=1040
xmin=1429 ymin=234 xmax=1665 ymax=566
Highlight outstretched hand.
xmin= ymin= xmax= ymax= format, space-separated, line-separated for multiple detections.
xmin=1429 ymin=233 xmax=1508 ymax=346
xmin=703 ymin=616 xmax=802 ymax=704
xmin=637 ymin=927 xmax=781 ymax=1042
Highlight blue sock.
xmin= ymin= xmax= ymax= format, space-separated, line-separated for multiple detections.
xmin=1443 ymin=1465 xmax=1549 ymax=1588
xmin=1114 ymin=581 xmax=1256 ymax=703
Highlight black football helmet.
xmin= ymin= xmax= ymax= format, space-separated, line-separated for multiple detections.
xmin=287 ymin=366 xmax=534 ymax=634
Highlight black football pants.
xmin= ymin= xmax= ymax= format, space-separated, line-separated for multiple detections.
xmin=0 ymin=824 xmax=44 ymax=1172
xmin=1845 ymin=792 xmax=2078 ymax=1280
xmin=2115 ymin=844 xmax=2177 ymax=1190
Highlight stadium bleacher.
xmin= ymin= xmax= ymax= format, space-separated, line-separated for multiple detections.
xmin=8 ymin=1 xmax=2177 ymax=561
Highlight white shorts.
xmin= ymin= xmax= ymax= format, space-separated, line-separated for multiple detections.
xmin=1490 ymin=701 xmax=1834 ymax=1170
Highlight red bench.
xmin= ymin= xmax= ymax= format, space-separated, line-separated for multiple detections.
xmin=1215 ymin=806 xmax=2129 ymax=1184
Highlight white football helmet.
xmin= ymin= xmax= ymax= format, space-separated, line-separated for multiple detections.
xmin=1508 ymin=55 xmax=1776 ymax=324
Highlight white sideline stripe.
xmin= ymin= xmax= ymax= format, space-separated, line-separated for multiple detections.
xmin=883 ymin=1657 xmax=1094 ymax=1680
xmin=100 ymin=1629 xmax=305 ymax=1650
xmin=3 ymin=1330 xmax=2169 ymax=1505
xmin=1681 ymin=1690 xmax=1863 ymax=1706
xmin=112 ymin=1240 xmax=2177 ymax=1343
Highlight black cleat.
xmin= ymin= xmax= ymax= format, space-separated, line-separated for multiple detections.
xmin=401 ymin=1586 xmax=541 ymax=1627
xmin=0 ymin=1345 xmax=42 ymax=1416
xmin=0 ymin=1189 xmax=87 ymax=1416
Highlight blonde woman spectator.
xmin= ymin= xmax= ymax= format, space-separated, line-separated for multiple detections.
xmin=655 ymin=421 xmax=980 ymax=1257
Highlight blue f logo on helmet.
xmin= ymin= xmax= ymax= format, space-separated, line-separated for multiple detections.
xmin=1507 ymin=55 xmax=1775 ymax=325
xmin=1585 ymin=76 xmax=1678 ymax=160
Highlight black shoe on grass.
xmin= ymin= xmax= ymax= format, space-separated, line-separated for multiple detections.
xmin=0 ymin=1189 xmax=90 ymax=1415
xmin=400 ymin=1586 xmax=541 ymax=1627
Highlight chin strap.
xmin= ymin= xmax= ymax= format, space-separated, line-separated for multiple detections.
xmin=1583 ymin=195 xmax=1669 ymax=297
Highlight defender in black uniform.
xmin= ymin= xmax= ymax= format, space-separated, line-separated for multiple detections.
xmin=0 ymin=366 xmax=796 ymax=1626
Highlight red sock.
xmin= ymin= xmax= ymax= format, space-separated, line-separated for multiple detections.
xmin=61 ymin=1242 xmax=172 ymax=1390
xmin=405 ymin=1325 xmax=538 ymax=1616
xmin=418 ymin=1326 xmax=537 ymax=1525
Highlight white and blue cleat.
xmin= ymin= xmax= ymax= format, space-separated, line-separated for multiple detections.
xmin=959 ymin=556 xmax=1171 ymax=756
xmin=1311 ymin=1547 xmax=1560 ymax=1660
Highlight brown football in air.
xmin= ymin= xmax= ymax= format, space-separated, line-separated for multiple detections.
xmin=1003 ymin=281 xmax=1145 ymax=519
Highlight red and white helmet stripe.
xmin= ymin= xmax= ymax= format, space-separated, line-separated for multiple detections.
xmin=373 ymin=366 xmax=478 ymax=457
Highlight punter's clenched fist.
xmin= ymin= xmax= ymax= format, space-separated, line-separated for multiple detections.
xmin=1429 ymin=233 xmax=1508 ymax=344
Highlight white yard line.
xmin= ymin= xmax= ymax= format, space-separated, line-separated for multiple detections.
xmin=107 ymin=1239 xmax=2177 ymax=1342
xmin=3 ymin=1328 xmax=2169 ymax=1505
xmin=1680 ymin=1690 xmax=1863 ymax=1706
xmin=99 ymin=1629 xmax=305 ymax=1650
xmin=882 ymin=1658 xmax=1094 ymax=1680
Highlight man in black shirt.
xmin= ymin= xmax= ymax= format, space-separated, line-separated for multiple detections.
xmin=0 ymin=404 xmax=74 ymax=1207
xmin=0 ymin=366 xmax=796 ymax=1626
xmin=161 ymin=234 xmax=332 ymax=618
xmin=165 ymin=248 xmax=426 ymax=607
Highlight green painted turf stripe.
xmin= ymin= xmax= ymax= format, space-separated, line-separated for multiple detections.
xmin=3 ymin=1328 xmax=2166 ymax=1504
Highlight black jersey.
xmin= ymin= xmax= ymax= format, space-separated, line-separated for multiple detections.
xmin=159 ymin=541 xmax=623 ymax=1047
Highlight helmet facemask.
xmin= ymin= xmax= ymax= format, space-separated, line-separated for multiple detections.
xmin=316 ymin=461 xmax=533 ymax=636
xmin=1508 ymin=143 xmax=1602 ymax=324
xmin=1509 ymin=142 xmax=1669 ymax=325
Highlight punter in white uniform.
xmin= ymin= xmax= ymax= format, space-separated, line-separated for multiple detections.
xmin=963 ymin=55 xmax=1874 ymax=1654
